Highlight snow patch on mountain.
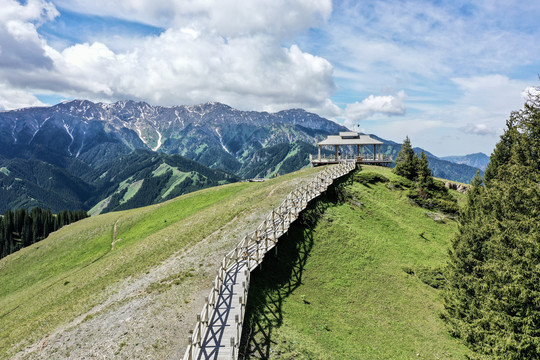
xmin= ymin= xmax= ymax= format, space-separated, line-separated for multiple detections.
xmin=63 ymin=119 xmax=74 ymax=156
xmin=214 ymin=127 xmax=231 ymax=155
xmin=152 ymin=130 xmax=162 ymax=151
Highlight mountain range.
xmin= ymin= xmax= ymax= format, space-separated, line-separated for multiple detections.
xmin=0 ymin=100 xmax=485 ymax=213
xmin=441 ymin=152 xmax=490 ymax=171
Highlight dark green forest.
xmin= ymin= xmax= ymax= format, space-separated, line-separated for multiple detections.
xmin=443 ymin=91 xmax=540 ymax=358
xmin=0 ymin=207 xmax=88 ymax=259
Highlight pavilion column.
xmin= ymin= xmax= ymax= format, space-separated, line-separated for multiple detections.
xmin=335 ymin=145 xmax=339 ymax=161
xmin=318 ymin=145 xmax=321 ymax=161
xmin=374 ymin=144 xmax=376 ymax=161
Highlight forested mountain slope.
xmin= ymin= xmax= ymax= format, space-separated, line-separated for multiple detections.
xmin=0 ymin=151 xmax=237 ymax=213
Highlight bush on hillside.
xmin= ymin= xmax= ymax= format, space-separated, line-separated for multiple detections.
xmin=353 ymin=172 xmax=389 ymax=185
xmin=389 ymin=177 xmax=415 ymax=190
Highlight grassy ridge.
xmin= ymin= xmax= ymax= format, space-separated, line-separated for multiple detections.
xmin=243 ymin=166 xmax=471 ymax=359
xmin=0 ymin=166 xmax=324 ymax=358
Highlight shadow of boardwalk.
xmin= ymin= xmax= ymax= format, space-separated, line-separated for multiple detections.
xmin=198 ymin=262 xmax=245 ymax=359
xmin=239 ymin=173 xmax=354 ymax=359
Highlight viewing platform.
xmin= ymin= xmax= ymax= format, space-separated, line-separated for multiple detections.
xmin=311 ymin=132 xmax=393 ymax=166
xmin=310 ymin=154 xmax=393 ymax=166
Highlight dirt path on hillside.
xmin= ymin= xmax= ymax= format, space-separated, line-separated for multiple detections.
xmin=15 ymin=170 xmax=322 ymax=360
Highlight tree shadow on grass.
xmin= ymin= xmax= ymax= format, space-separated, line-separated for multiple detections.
xmin=238 ymin=172 xmax=354 ymax=359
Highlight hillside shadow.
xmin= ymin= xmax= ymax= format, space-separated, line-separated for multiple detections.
xmin=238 ymin=171 xmax=354 ymax=359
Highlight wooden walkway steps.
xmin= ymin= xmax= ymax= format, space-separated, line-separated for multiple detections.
xmin=183 ymin=162 xmax=356 ymax=360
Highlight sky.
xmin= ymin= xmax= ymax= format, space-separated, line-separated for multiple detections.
xmin=1 ymin=0 xmax=539 ymax=156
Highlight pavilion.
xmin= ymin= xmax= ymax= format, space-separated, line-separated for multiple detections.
xmin=310 ymin=132 xmax=393 ymax=166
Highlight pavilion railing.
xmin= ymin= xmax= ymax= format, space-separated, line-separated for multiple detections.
xmin=310 ymin=154 xmax=393 ymax=163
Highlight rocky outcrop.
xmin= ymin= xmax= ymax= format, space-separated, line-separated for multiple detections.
xmin=444 ymin=181 xmax=470 ymax=194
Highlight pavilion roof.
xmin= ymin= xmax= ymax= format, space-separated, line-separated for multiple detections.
xmin=318 ymin=133 xmax=383 ymax=146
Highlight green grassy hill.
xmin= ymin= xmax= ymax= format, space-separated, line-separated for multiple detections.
xmin=0 ymin=166 xmax=325 ymax=359
xmin=1 ymin=165 xmax=469 ymax=359
xmin=242 ymin=165 xmax=470 ymax=359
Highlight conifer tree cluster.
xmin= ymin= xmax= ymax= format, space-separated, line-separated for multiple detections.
xmin=393 ymin=136 xmax=457 ymax=213
xmin=0 ymin=207 xmax=88 ymax=259
xmin=444 ymin=91 xmax=540 ymax=358
xmin=393 ymin=136 xmax=420 ymax=180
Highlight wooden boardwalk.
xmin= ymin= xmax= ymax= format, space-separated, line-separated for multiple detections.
xmin=183 ymin=162 xmax=356 ymax=360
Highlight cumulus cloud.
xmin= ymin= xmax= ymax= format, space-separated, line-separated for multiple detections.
xmin=0 ymin=0 xmax=339 ymax=115
xmin=522 ymin=86 xmax=540 ymax=101
xmin=0 ymin=82 xmax=45 ymax=110
xmin=52 ymin=0 xmax=332 ymax=37
xmin=461 ymin=123 xmax=497 ymax=136
xmin=344 ymin=91 xmax=407 ymax=124
xmin=0 ymin=0 xmax=58 ymax=70
xmin=451 ymin=75 xmax=531 ymax=137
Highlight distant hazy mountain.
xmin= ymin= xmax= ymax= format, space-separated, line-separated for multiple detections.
xmin=369 ymin=137 xmax=484 ymax=183
xmin=441 ymin=153 xmax=490 ymax=171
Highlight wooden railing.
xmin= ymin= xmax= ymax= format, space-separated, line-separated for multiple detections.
xmin=309 ymin=154 xmax=392 ymax=163
xmin=183 ymin=161 xmax=356 ymax=360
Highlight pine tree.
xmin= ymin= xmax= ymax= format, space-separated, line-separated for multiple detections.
xmin=22 ymin=215 xmax=32 ymax=247
xmin=0 ymin=216 xmax=4 ymax=258
xmin=393 ymin=136 xmax=418 ymax=180
xmin=43 ymin=209 xmax=52 ymax=238
xmin=417 ymin=150 xmax=432 ymax=186
xmin=444 ymin=90 xmax=540 ymax=358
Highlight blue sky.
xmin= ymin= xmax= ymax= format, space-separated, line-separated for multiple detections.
xmin=1 ymin=0 xmax=539 ymax=156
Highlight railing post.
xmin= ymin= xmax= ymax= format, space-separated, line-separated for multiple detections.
xmin=204 ymin=297 xmax=209 ymax=323
xmin=186 ymin=336 xmax=193 ymax=360
xmin=196 ymin=316 xmax=201 ymax=345
xmin=235 ymin=315 xmax=240 ymax=348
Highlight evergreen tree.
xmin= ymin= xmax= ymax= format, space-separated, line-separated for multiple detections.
xmin=22 ymin=215 xmax=32 ymax=247
xmin=417 ymin=150 xmax=433 ymax=186
xmin=43 ymin=209 xmax=52 ymax=238
xmin=444 ymin=90 xmax=540 ymax=358
xmin=393 ymin=136 xmax=418 ymax=180
xmin=0 ymin=217 xmax=4 ymax=258
xmin=0 ymin=207 xmax=89 ymax=259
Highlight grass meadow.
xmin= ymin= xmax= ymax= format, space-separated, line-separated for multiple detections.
xmin=241 ymin=166 xmax=471 ymax=359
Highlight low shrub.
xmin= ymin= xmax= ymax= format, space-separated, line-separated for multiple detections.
xmin=389 ymin=177 xmax=415 ymax=189
xmin=354 ymin=172 xmax=389 ymax=185
xmin=416 ymin=267 xmax=446 ymax=289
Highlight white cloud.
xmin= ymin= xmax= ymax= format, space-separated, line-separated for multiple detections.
xmin=0 ymin=0 xmax=58 ymax=70
xmin=450 ymin=75 xmax=530 ymax=135
xmin=344 ymin=91 xmax=407 ymax=124
xmin=461 ymin=123 xmax=497 ymax=136
xmin=0 ymin=82 xmax=45 ymax=110
xmin=51 ymin=0 xmax=332 ymax=37
xmin=0 ymin=0 xmax=342 ymax=114
xmin=522 ymin=86 xmax=540 ymax=102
